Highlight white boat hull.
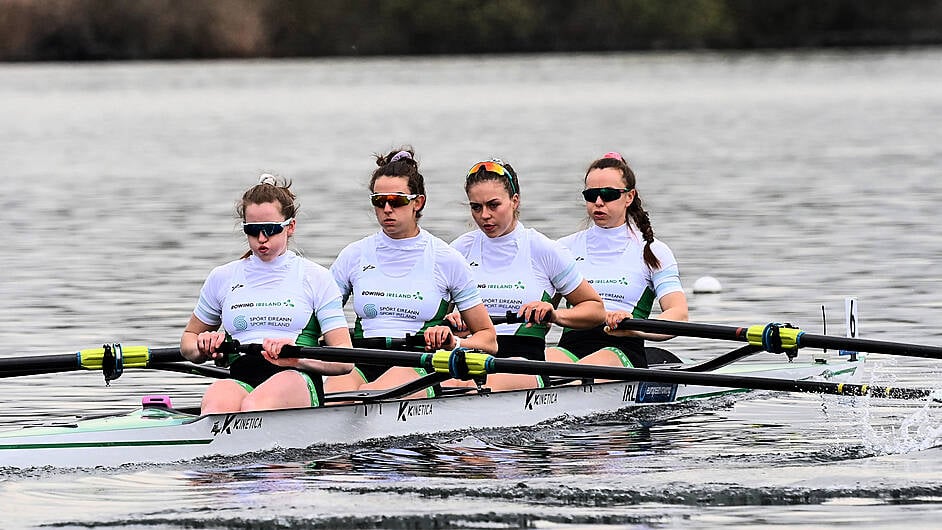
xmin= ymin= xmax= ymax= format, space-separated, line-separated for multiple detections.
xmin=0 ymin=359 xmax=859 ymax=469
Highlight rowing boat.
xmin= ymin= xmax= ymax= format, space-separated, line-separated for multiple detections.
xmin=2 ymin=307 xmax=939 ymax=470
xmin=0 ymin=352 xmax=860 ymax=469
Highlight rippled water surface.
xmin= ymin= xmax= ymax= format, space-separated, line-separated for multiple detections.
xmin=1 ymin=49 xmax=942 ymax=528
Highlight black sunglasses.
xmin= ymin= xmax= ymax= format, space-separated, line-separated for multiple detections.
xmin=242 ymin=218 xmax=293 ymax=237
xmin=582 ymin=187 xmax=630 ymax=202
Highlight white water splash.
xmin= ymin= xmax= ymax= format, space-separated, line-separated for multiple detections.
xmin=853 ymin=359 xmax=942 ymax=455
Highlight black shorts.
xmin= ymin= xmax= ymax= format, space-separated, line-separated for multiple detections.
xmin=228 ymin=354 xmax=326 ymax=403
xmin=495 ymin=335 xmax=546 ymax=361
xmin=556 ymin=326 xmax=648 ymax=368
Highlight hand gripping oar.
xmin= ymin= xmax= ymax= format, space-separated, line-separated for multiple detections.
xmin=0 ymin=345 xmax=190 ymax=382
xmin=613 ymin=319 xmax=942 ymax=360
xmin=243 ymin=342 xmax=938 ymax=401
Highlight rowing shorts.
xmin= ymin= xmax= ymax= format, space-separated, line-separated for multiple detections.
xmin=556 ymin=326 xmax=648 ymax=368
xmin=229 ymin=354 xmax=324 ymax=407
xmin=495 ymin=335 xmax=546 ymax=360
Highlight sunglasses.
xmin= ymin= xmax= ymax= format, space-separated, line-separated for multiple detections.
xmin=582 ymin=187 xmax=631 ymax=202
xmin=468 ymin=161 xmax=517 ymax=194
xmin=370 ymin=192 xmax=419 ymax=208
xmin=242 ymin=218 xmax=293 ymax=238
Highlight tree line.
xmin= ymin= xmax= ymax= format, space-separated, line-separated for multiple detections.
xmin=2 ymin=0 xmax=941 ymax=61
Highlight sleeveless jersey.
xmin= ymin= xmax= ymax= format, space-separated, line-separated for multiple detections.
xmin=451 ymin=223 xmax=583 ymax=340
xmin=331 ymin=229 xmax=482 ymax=338
xmin=557 ymin=224 xmax=682 ymax=318
xmin=193 ymin=251 xmax=348 ymax=346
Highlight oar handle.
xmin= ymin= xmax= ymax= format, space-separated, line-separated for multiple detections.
xmin=615 ymin=318 xmax=748 ymax=341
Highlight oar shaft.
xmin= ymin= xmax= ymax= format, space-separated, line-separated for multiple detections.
xmin=279 ymin=345 xmax=934 ymax=401
xmin=0 ymin=347 xmax=185 ymax=379
xmin=0 ymin=354 xmax=81 ymax=373
xmin=617 ymin=319 xmax=942 ymax=360
xmin=795 ymin=333 xmax=942 ymax=359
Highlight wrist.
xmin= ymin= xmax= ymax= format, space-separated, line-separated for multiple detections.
xmin=453 ymin=337 xmax=462 ymax=350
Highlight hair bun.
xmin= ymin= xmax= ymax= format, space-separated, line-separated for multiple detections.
xmin=390 ymin=150 xmax=413 ymax=163
xmin=258 ymin=173 xmax=278 ymax=185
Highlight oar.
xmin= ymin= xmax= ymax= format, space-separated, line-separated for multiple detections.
xmin=249 ymin=343 xmax=938 ymax=401
xmin=0 ymin=345 xmax=187 ymax=380
xmin=614 ymin=319 xmax=942 ymax=360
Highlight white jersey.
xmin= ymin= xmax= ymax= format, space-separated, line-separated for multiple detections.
xmin=331 ymin=229 xmax=483 ymax=338
xmin=451 ymin=223 xmax=583 ymax=339
xmin=557 ymin=224 xmax=682 ymax=318
xmin=193 ymin=250 xmax=348 ymax=346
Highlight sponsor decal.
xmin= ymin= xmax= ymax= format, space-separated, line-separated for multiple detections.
xmin=211 ymin=414 xmax=263 ymax=436
xmin=636 ymin=382 xmax=677 ymax=404
xmin=362 ymin=264 xmax=376 ymax=271
xmin=524 ymin=390 xmax=559 ymax=410
xmin=230 ymin=283 xmax=244 ymax=291
xmin=397 ymin=401 xmax=433 ymax=421
xmin=360 ymin=290 xmax=424 ymax=300
xmin=588 ymin=277 xmax=630 ymax=286
xmin=622 ymin=384 xmax=635 ymax=402
xmin=480 ymin=281 xmax=526 ymax=290
xmin=233 ymin=315 xmax=248 ymax=331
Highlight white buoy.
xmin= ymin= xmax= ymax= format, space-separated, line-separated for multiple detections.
xmin=692 ymin=276 xmax=722 ymax=294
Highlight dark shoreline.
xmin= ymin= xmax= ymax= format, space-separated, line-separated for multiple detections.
xmin=2 ymin=0 xmax=942 ymax=63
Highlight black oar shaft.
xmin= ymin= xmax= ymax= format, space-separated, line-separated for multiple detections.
xmin=0 ymin=354 xmax=81 ymax=373
xmin=795 ymin=334 xmax=942 ymax=359
xmin=488 ymin=358 xmax=930 ymax=400
xmin=0 ymin=347 xmax=186 ymax=378
xmin=279 ymin=345 xmax=934 ymax=401
xmin=617 ymin=319 xmax=942 ymax=360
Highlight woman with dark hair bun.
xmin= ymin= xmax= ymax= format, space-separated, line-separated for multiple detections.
xmin=326 ymin=147 xmax=497 ymax=395
xmin=549 ymin=152 xmax=688 ymax=369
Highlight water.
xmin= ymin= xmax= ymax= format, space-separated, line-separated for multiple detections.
xmin=1 ymin=49 xmax=942 ymax=528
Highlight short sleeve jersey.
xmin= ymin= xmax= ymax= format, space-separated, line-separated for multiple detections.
xmin=330 ymin=229 xmax=483 ymax=338
xmin=193 ymin=250 xmax=347 ymax=347
xmin=451 ymin=223 xmax=583 ymax=339
xmin=557 ymin=224 xmax=682 ymax=318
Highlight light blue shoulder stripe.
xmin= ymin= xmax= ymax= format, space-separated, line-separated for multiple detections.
xmin=652 ymin=264 xmax=683 ymax=295
xmin=551 ymin=262 xmax=581 ymax=294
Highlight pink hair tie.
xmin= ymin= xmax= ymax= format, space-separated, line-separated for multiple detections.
xmin=602 ymin=151 xmax=625 ymax=162
xmin=390 ymin=151 xmax=413 ymax=163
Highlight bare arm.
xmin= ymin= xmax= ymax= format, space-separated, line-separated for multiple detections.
xmin=295 ymin=327 xmax=354 ymax=375
xmin=605 ymin=290 xmax=689 ymax=341
xmin=519 ymin=280 xmax=605 ymax=330
xmin=180 ymin=314 xmax=224 ymax=363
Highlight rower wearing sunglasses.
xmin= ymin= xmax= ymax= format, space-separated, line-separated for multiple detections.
xmin=446 ymin=158 xmax=606 ymax=391
xmin=180 ymin=174 xmax=354 ymax=414
xmin=326 ymin=148 xmax=497 ymax=396
xmin=548 ymin=152 xmax=689 ymax=369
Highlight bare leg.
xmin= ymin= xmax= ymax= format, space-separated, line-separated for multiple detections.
xmin=545 ymin=347 xmax=576 ymax=363
xmin=324 ymin=371 xmax=366 ymax=393
xmin=201 ymin=380 xmax=250 ymax=414
xmin=360 ymin=366 xmax=430 ymax=399
xmin=241 ymin=371 xmax=313 ymax=411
